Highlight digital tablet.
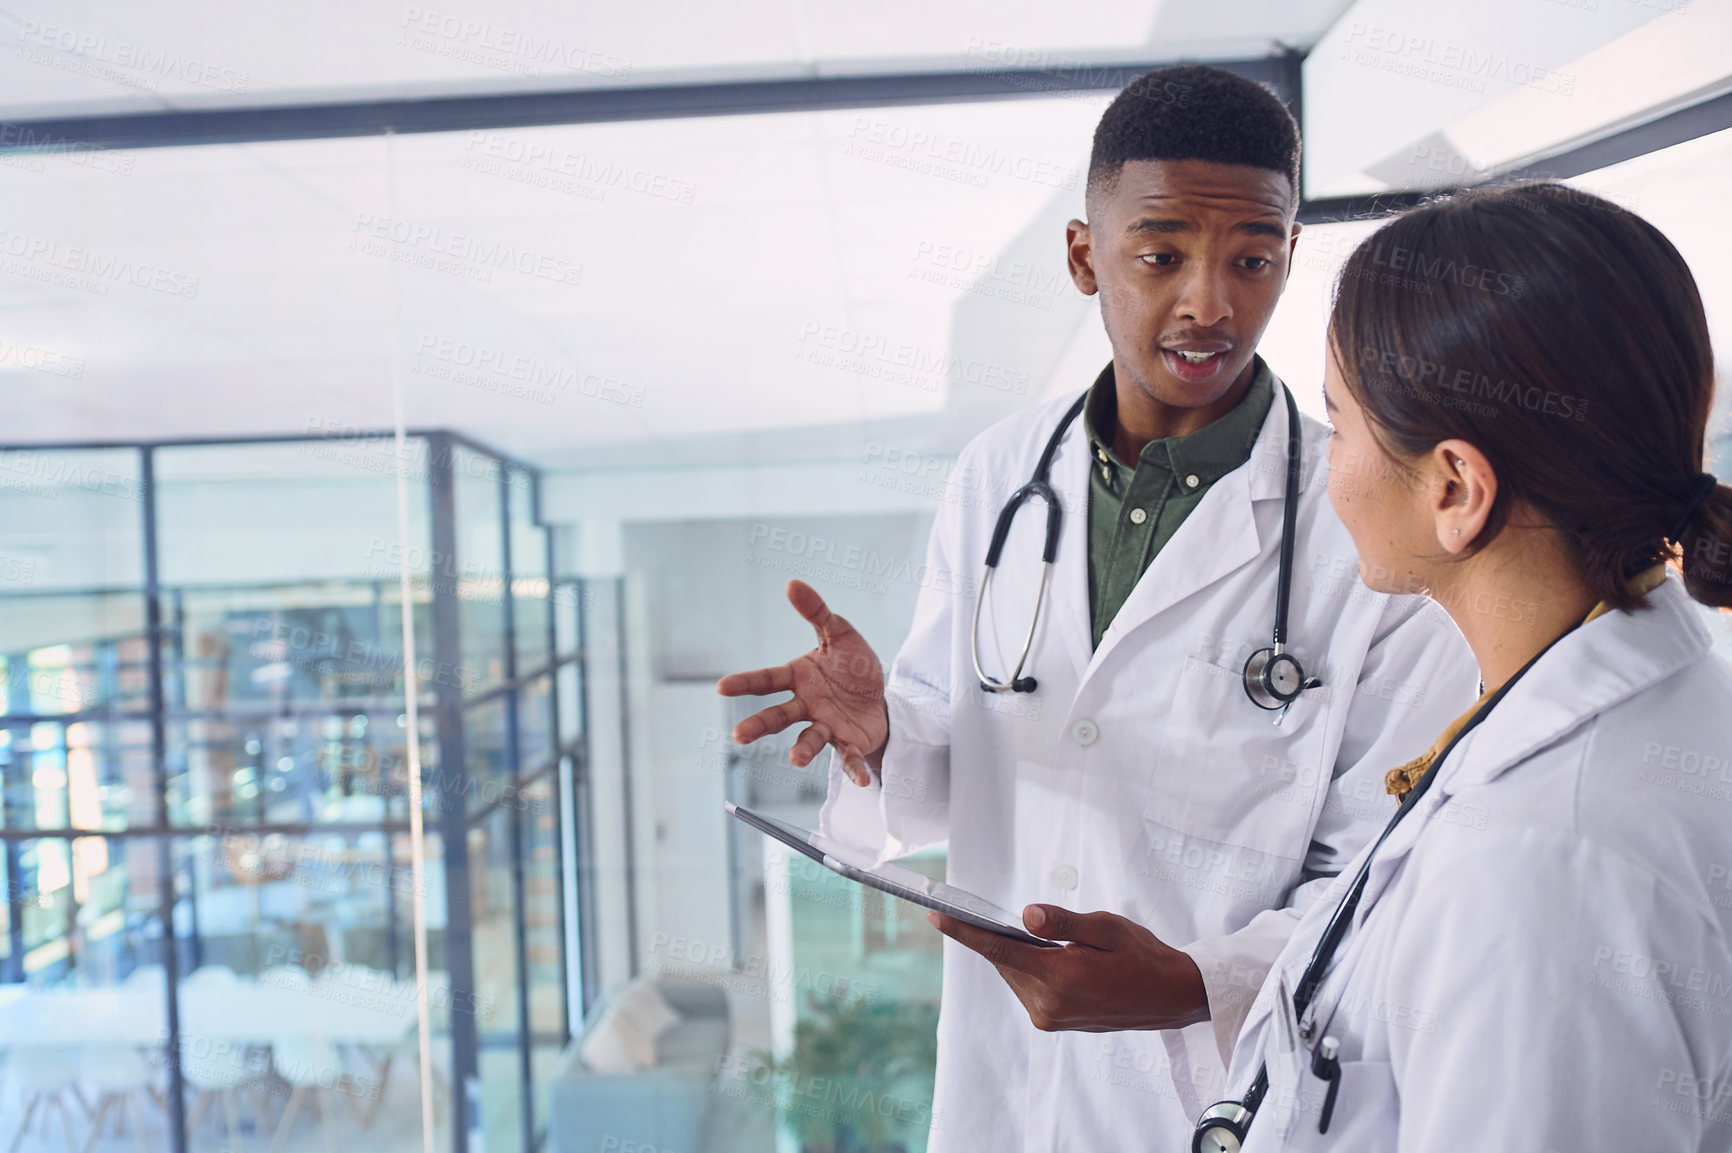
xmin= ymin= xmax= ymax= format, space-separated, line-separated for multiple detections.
xmin=726 ymin=802 xmax=1062 ymax=948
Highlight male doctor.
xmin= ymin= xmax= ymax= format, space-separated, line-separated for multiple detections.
xmin=719 ymin=66 xmax=1476 ymax=1150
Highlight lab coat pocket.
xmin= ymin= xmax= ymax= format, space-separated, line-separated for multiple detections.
xmin=1270 ymin=1058 xmax=1398 ymax=1151
xmin=1143 ymin=655 xmax=1331 ymax=862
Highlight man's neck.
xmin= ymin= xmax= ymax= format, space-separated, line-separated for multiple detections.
xmin=1110 ymin=356 xmax=1258 ymax=464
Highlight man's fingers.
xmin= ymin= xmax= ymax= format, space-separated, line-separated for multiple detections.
xmin=731 ymin=698 xmax=808 ymax=744
xmin=786 ymin=580 xmax=838 ymax=636
xmin=1023 ymin=904 xmax=1116 ymax=947
xmin=787 ymin=727 xmax=871 ymax=786
xmin=838 ymin=745 xmax=871 ymax=787
xmin=789 ymin=723 xmax=831 ymax=768
xmin=716 ymin=665 xmax=794 ymax=699
xmin=927 ymin=911 xmax=1043 ymax=974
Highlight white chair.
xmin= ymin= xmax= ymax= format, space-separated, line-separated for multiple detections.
xmin=179 ymin=967 xmax=261 ymax=1151
xmin=257 ymin=965 xmax=310 ymax=990
xmin=119 ymin=966 xmax=164 ymax=992
xmin=265 ymin=1039 xmax=343 ymax=1153
xmin=6 ymin=1046 xmax=83 ymax=1153
xmin=392 ymin=973 xmax=452 ymax=1126
xmin=116 ymin=967 xmax=169 ymax=1117
xmin=179 ymin=965 xmax=237 ymax=987
xmin=180 ymin=1039 xmax=256 ymax=1153
xmin=322 ymin=967 xmax=405 ymax=1130
xmin=78 ymin=1045 xmax=157 ymax=1153
xmin=257 ymin=962 xmax=327 ymax=1146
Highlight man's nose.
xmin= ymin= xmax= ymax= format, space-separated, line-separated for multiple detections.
xmin=1172 ymin=267 xmax=1231 ymax=328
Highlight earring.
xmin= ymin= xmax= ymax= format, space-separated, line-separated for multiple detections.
xmin=1452 ymin=528 xmax=1461 ymax=537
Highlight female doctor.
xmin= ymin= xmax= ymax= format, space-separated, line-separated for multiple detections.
xmin=1206 ymin=182 xmax=1732 ymax=1152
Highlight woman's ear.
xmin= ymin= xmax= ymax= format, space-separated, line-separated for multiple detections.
xmin=1428 ymin=439 xmax=1496 ymax=554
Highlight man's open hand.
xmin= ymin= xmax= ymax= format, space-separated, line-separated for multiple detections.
xmin=927 ymin=904 xmax=1210 ymax=1032
xmin=716 ymin=580 xmax=889 ymax=785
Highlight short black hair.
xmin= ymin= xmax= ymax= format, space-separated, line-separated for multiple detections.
xmin=1087 ymin=65 xmax=1301 ymax=212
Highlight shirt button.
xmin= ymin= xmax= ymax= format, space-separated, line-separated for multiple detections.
xmin=1052 ymin=865 xmax=1079 ymax=891
xmin=1185 ymin=474 xmax=1201 ymax=488
xmin=1071 ymin=719 xmax=1099 ymax=746
xmin=1128 ymin=507 xmax=1148 ymax=525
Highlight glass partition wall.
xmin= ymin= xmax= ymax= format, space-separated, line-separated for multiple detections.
xmin=0 ymin=433 xmax=594 ymax=1153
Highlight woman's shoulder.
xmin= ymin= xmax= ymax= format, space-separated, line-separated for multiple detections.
xmin=1440 ymin=652 xmax=1732 ymax=919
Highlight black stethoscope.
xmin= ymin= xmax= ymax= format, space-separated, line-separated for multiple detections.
xmin=1191 ymin=631 xmax=1565 ymax=1153
xmin=970 ymin=382 xmax=1319 ymax=714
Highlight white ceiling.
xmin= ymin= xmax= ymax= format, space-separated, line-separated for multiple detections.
xmin=0 ymin=0 xmax=1355 ymax=118
xmin=1 ymin=0 xmax=1728 ymax=483
xmin=1303 ymin=0 xmax=1732 ymax=197
xmin=0 ymin=96 xmax=1120 ymax=470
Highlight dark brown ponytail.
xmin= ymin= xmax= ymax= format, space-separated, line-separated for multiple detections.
xmin=1680 ymin=480 xmax=1732 ymax=606
xmin=1329 ymin=181 xmax=1732 ymax=611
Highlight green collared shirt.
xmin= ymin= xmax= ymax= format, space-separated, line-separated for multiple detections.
xmin=1086 ymin=356 xmax=1275 ymax=648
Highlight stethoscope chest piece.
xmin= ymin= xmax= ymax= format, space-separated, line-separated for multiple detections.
xmin=1193 ymin=1100 xmax=1254 ymax=1153
xmin=1243 ymin=646 xmax=1313 ymax=711
xmin=1240 ymin=384 xmax=1320 ymax=715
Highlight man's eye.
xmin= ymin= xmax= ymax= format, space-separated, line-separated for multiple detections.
xmin=1243 ymin=257 xmax=1270 ymax=270
xmin=1139 ymin=253 xmax=1176 ymax=267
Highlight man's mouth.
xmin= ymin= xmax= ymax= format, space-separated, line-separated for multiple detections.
xmin=1160 ymin=343 xmax=1232 ymax=382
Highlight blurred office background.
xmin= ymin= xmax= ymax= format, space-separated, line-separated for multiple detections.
xmin=1 ymin=2 xmax=1731 ymax=1152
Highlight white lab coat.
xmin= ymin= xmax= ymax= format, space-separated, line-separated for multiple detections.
xmin=1225 ymin=573 xmax=1732 ymax=1152
xmin=821 ymin=373 xmax=1480 ymax=1152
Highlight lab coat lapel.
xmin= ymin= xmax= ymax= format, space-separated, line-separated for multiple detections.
xmin=1351 ymin=785 xmax=1448 ymax=924
xmin=1354 ymin=576 xmax=1711 ymax=919
xmin=1082 ymin=378 xmax=1294 ymax=683
xmin=1435 ymin=576 xmax=1709 ymax=795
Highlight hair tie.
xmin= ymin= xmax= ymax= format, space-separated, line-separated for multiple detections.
xmin=1668 ymin=472 xmax=1719 ymax=543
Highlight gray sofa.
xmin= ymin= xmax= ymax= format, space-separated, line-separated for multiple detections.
xmin=547 ymin=978 xmax=731 ymax=1153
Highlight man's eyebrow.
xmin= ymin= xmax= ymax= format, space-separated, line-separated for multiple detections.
xmin=1124 ymin=217 xmax=1289 ymax=238
xmin=1236 ymin=220 xmax=1289 ymax=239
xmin=1126 ymin=218 xmax=1193 ymax=235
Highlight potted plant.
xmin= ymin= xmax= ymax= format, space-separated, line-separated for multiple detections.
xmin=753 ymin=992 xmax=939 ymax=1153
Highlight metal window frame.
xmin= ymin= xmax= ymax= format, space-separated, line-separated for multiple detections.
xmin=2 ymin=50 xmax=1729 ymax=223
xmin=2 ymin=40 xmax=1728 ymax=1153
xmin=0 ymin=431 xmax=592 ymax=1153
xmin=0 ymin=57 xmax=1296 ymax=151
xmin=1295 ymin=88 xmax=1732 ymax=224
